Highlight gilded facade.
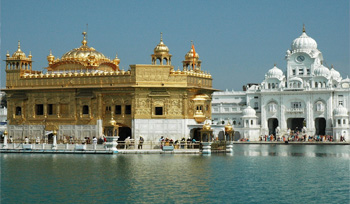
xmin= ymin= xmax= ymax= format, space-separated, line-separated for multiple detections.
xmin=4 ymin=32 xmax=215 ymax=141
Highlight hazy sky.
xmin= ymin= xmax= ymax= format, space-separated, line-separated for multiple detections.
xmin=1 ymin=0 xmax=349 ymax=91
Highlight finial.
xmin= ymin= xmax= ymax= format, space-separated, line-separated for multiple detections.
xmin=331 ymin=64 xmax=334 ymax=69
xmin=49 ymin=49 xmax=52 ymax=55
xmin=29 ymin=51 xmax=32 ymax=58
xmin=6 ymin=50 xmax=9 ymax=57
xmin=274 ymin=63 xmax=276 ymax=67
xmin=17 ymin=40 xmax=21 ymax=51
xmin=160 ymin=32 xmax=163 ymax=42
xmin=82 ymin=31 xmax=87 ymax=46
xmin=191 ymin=40 xmax=193 ymax=46
xmin=303 ymin=24 xmax=305 ymax=33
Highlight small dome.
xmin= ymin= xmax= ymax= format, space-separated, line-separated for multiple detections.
xmin=330 ymin=65 xmax=341 ymax=80
xmin=341 ymin=77 xmax=350 ymax=83
xmin=334 ymin=105 xmax=348 ymax=116
xmin=291 ymin=26 xmax=317 ymax=51
xmin=202 ymin=122 xmax=211 ymax=131
xmin=185 ymin=46 xmax=199 ymax=60
xmin=266 ymin=64 xmax=284 ymax=78
xmin=225 ymin=122 xmax=233 ymax=133
xmin=47 ymin=50 xmax=55 ymax=63
xmin=12 ymin=41 xmax=26 ymax=58
xmin=154 ymin=33 xmax=169 ymax=53
xmin=314 ymin=64 xmax=330 ymax=77
xmin=242 ymin=106 xmax=256 ymax=117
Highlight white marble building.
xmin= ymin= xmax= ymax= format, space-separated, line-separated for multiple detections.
xmin=0 ymin=92 xmax=7 ymax=133
xmin=212 ymin=27 xmax=350 ymax=141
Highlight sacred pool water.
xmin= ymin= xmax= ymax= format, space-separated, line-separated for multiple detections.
xmin=1 ymin=145 xmax=349 ymax=203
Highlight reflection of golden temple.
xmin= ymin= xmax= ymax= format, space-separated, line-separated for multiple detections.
xmin=4 ymin=32 xmax=215 ymax=141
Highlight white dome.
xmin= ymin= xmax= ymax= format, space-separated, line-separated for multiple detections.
xmin=291 ymin=32 xmax=317 ymax=51
xmin=330 ymin=66 xmax=341 ymax=80
xmin=334 ymin=105 xmax=348 ymax=116
xmin=314 ymin=64 xmax=330 ymax=77
xmin=266 ymin=65 xmax=284 ymax=79
xmin=341 ymin=77 xmax=350 ymax=83
xmin=243 ymin=106 xmax=256 ymax=117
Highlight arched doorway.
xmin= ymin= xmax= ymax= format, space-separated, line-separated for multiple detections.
xmin=315 ymin=118 xmax=326 ymax=135
xmin=118 ymin=127 xmax=131 ymax=141
xmin=190 ymin=128 xmax=201 ymax=141
xmin=268 ymin=118 xmax=278 ymax=136
xmin=218 ymin=131 xmax=225 ymax=140
xmin=233 ymin=131 xmax=241 ymax=141
xmin=287 ymin=118 xmax=305 ymax=132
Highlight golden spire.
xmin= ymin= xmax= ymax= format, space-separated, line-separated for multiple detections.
xmin=47 ymin=49 xmax=55 ymax=63
xmin=29 ymin=51 xmax=32 ymax=58
xmin=160 ymin=32 xmax=163 ymax=42
xmin=82 ymin=31 xmax=87 ymax=46
xmin=6 ymin=50 xmax=10 ymax=57
xmin=303 ymin=24 xmax=305 ymax=33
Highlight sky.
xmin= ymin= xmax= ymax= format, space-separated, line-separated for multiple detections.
xmin=0 ymin=0 xmax=349 ymax=91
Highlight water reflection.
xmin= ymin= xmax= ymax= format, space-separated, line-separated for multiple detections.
xmin=234 ymin=144 xmax=350 ymax=158
xmin=1 ymin=145 xmax=349 ymax=203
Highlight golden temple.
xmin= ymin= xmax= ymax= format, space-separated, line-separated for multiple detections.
xmin=4 ymin=32 xmax=215 ymax=141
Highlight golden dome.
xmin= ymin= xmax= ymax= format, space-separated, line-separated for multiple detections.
xmin=109 ymin=117 xmax=116 ymax=126
xmin=113 ymin=53 xmax=121 ymax=65
xmin=61 ymin=32 xmax=107 ymax=61
xmin=225 ymin=122 xmax=233 ymax=133
xmin=47 ymin=50 xmax=55 ymax=63
xmin=12 ymin=41 xmax=26 ymax=58
xmin=202 ymin=122 xmax=211 ymax=131
xmin=185 ymin=43 xmax=199 ymax=60
xmin=154 ymin=32 xmax=169 ymax=53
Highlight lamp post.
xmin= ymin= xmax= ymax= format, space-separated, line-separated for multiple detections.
xmin=3 ymin=130 xmax=8 ymax=149
xmin=200 ymin=122 xmax=213 ymax=154
xmin=104 ymin=114 xmax=119 ymax=153
xmin=225 ymin=122 xmax=234 ymax=153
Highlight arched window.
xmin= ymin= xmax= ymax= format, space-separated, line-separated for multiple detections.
xmin=162 ymin=58 xmax=168 ymax=65
xmin=82 ymin=105 xmax=89 ymax=115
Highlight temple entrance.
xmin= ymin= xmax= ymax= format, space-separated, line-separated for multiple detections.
xmin=218 ymin=131 xmax=225 ymax=140
xmin=118 ymin=127 xmax=131 ymax=141
xmin=233 ymin=131 xmax=241 ymax=141
xmin=190 ymin=128 xmax=201 ymax=141
xmin=315 ymin=118 xmax=326 ymax=135
xmin=268 ymin=118 xmax=278 ymax=136
xmin=287 ymin=118 xmax=304 ymax=132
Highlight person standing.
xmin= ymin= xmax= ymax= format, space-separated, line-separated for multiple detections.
xmin=92 ymin=137 xmax=98 ymax=150
xmin=138 ymin=136 xmax=144 ymax=149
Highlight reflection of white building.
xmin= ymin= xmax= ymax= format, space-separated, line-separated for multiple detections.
xmin=212 ymin=26 xmax=350 ymax=141
xmin=0 ymin=92 xmax=8 ymax=133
